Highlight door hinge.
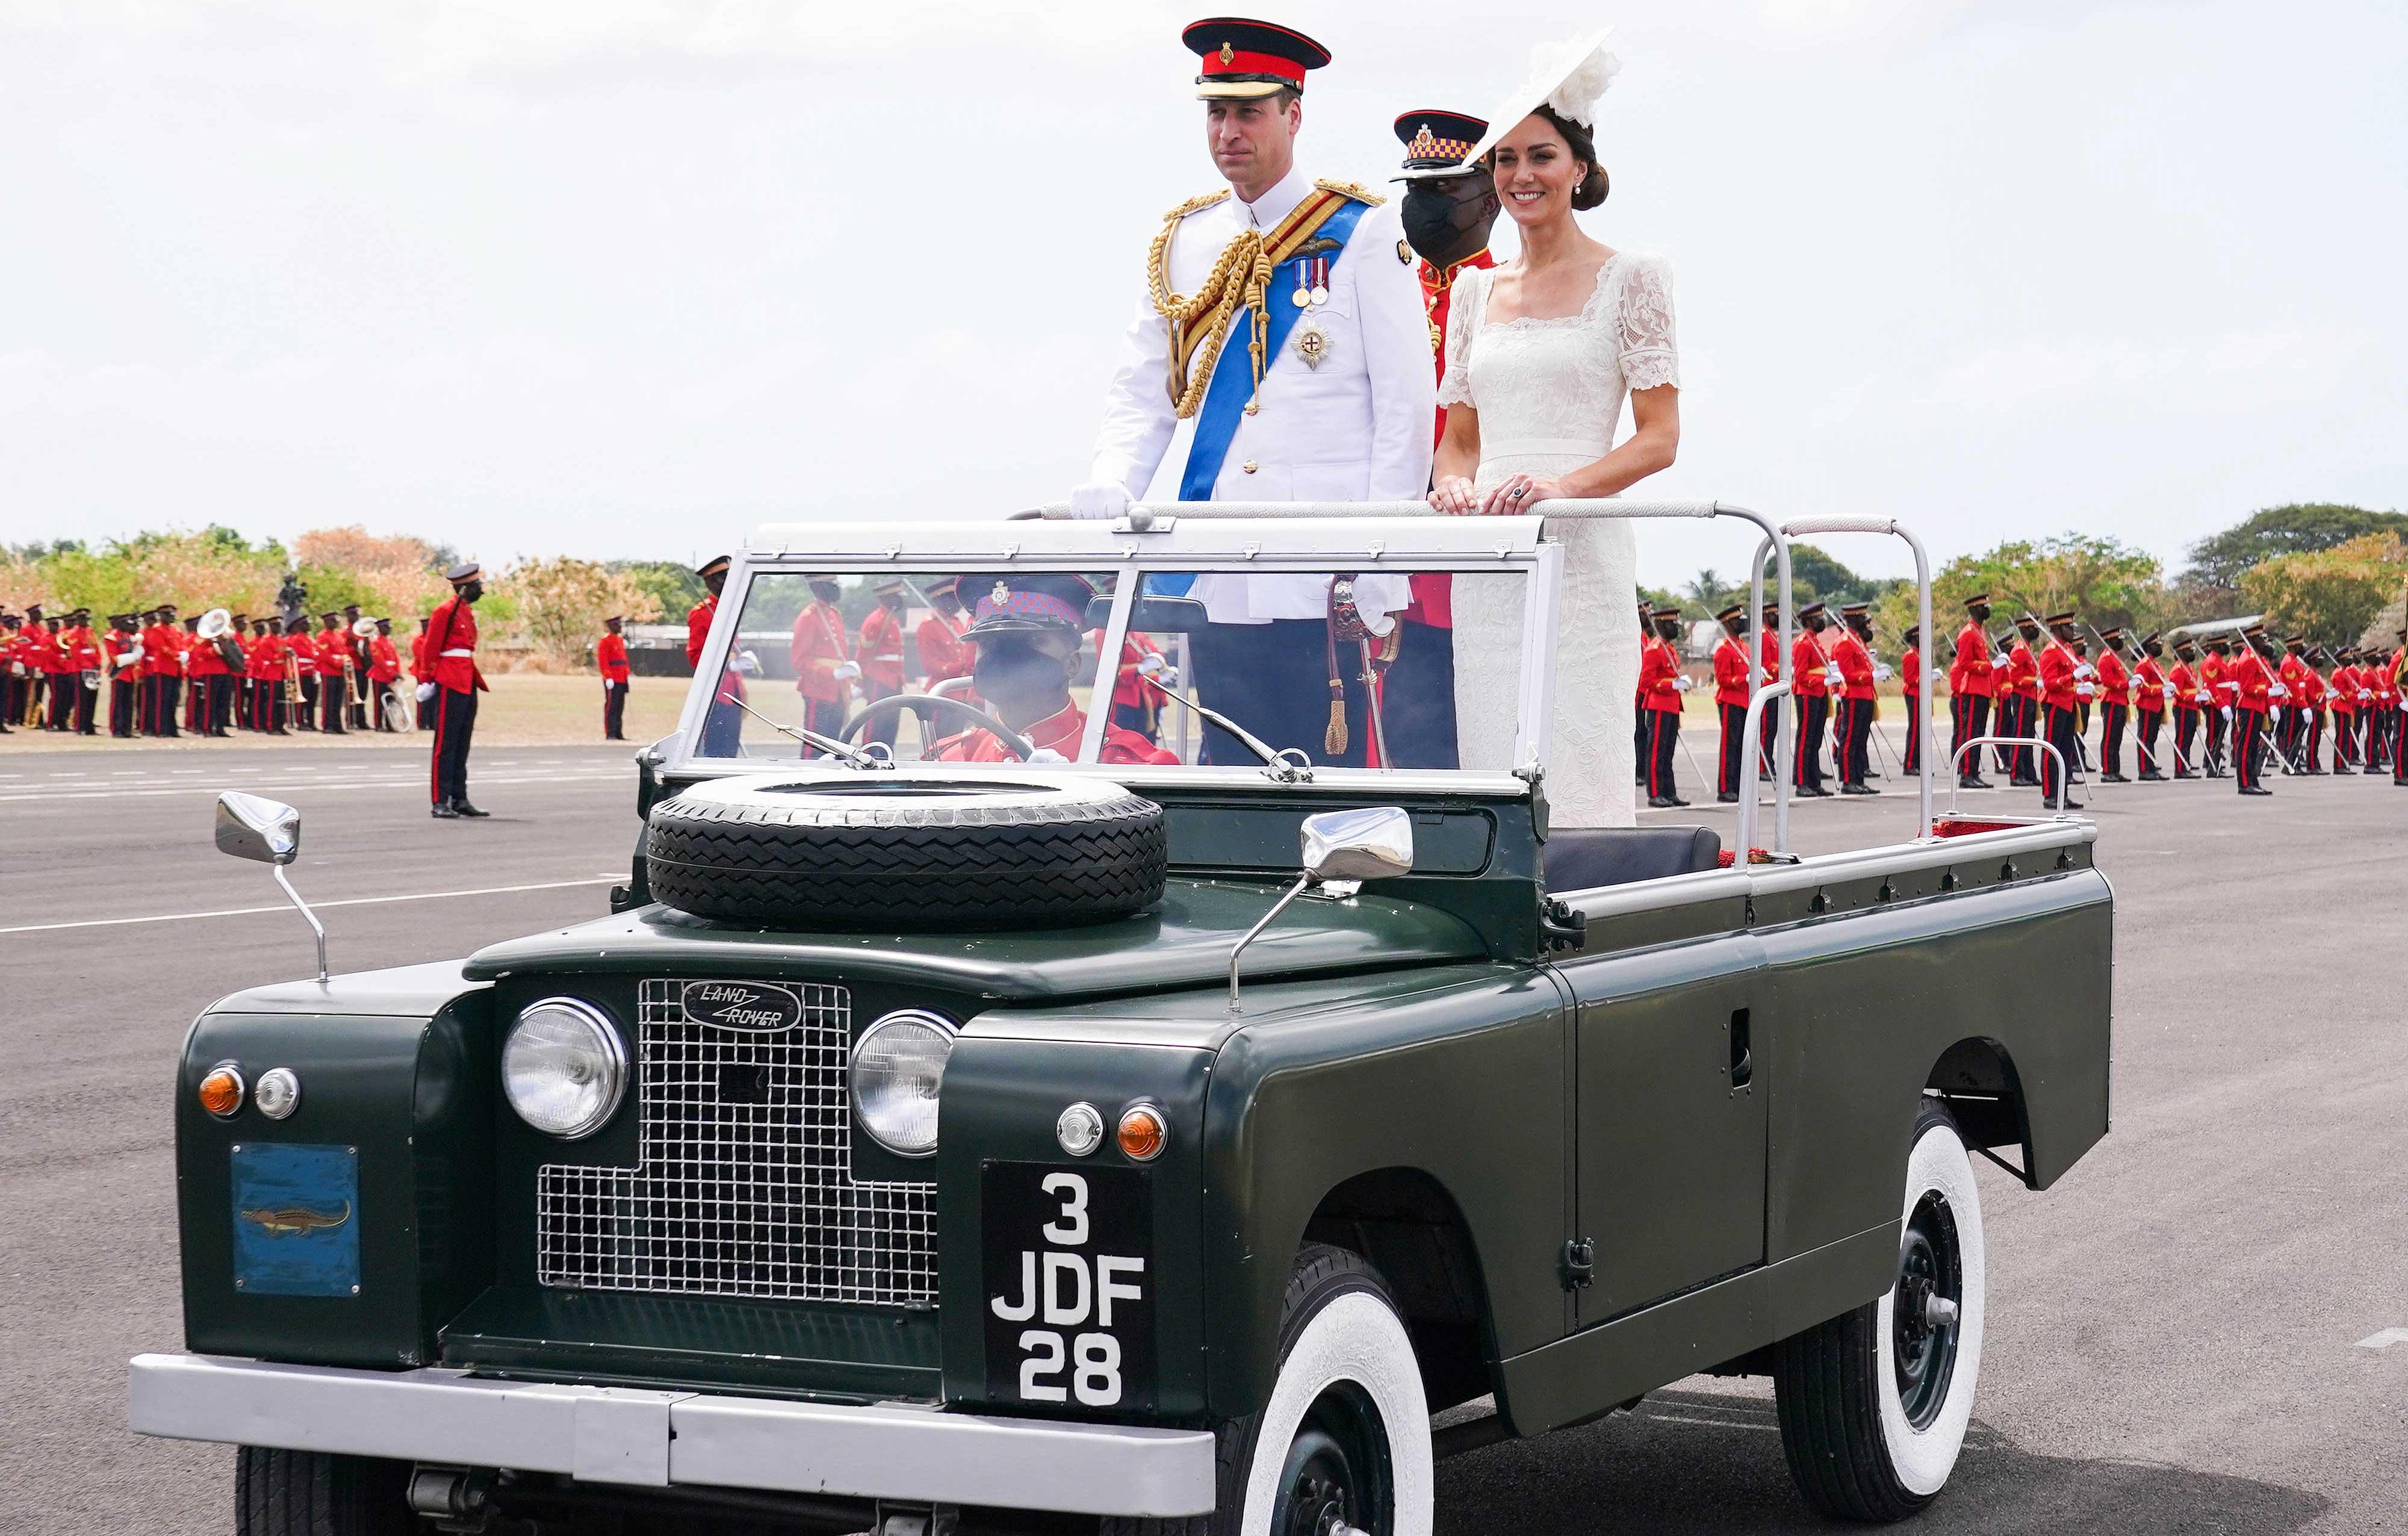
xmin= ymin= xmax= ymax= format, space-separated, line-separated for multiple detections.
xmin=1559 ymin=1237 xmax=1596 ymax=1291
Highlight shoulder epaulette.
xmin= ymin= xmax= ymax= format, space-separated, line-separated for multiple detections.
xmin=1161 ymin=189 xmax=1230 ymax=225
xmin=1315 ymin=178 xmax=1385 ymax=207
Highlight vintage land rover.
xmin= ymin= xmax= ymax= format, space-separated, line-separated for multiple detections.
xmin=132 ymin=503 xmax=2113 ymax=1536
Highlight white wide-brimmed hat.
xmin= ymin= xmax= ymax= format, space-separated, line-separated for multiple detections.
xmin=1400 ymin=25 xmax=1621 ymax=181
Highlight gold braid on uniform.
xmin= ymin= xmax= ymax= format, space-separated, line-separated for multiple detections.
xmin=1150 ymin=181 xmax=1386 ymax=419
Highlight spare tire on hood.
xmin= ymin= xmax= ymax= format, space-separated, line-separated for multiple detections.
xmin=644 ymin=771 xmax=1167 ymax=931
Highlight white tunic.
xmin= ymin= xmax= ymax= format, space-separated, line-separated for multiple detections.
xmin=1088 ymin=165 xmax=1433 ymax=624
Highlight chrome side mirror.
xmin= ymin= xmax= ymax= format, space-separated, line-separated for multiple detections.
xmin=1302 ymin=806 xmax=1415 ymax=885
xmin=214 ymin=792 xmax=326 ymax=982
xmin=216 ymin=791 xmax=302 ymax=864
xmin=1229 ymin=806 xmax=1417 ymax=1016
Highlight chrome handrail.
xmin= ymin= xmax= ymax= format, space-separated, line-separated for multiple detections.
xmin=1947 ymin=738 xmax=2070 ymax=816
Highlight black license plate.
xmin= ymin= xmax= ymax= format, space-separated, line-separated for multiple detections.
xmin=981 ymin=1161 xmax=1154 ymax=1411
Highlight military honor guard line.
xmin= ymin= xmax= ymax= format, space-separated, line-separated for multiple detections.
xmin=8 ymin=14 xmax=2403 ymax=820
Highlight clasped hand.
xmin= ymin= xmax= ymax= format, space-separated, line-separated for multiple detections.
xmin=1429 ymin=472 xmax=1569 ymax=516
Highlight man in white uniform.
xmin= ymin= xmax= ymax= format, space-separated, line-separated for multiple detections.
xmin=1070 ymin=17 xmax=1435 ymax=765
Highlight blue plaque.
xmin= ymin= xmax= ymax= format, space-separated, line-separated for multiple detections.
xmin=229 ymin=1143 xmax=359 ymax=1298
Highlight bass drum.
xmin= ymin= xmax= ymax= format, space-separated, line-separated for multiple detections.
xmin=644 ymin=771 xmax=1168 ymax=931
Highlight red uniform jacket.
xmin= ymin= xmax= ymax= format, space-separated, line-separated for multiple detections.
xmin=368 ymin=636 xmax=402 ymax=683
xmin=2202 ymin=653 xmax=2232 ymax=706
xmin=2096 ymin=649 xmax=2129 ymax=706
xmin=789 ymin=602 xmax=855 ymax=706
xmin=1901 ymin=644 xmax=1922 ymax=703
xmin=2276 ymin=654 xmax=2308 ymax=706
xmin=424 ymin=597 xmax=487 ymax=694
xmin=2230 ymin=648 xmax=2273 ymax=710
xmin=1712 ymin=635 xmax=1752 ymax=708
xmin=2330 ymin=664 xmax=2357 ymax=713
xmin=61 ymin=625 xmax=100 ymax=674
xmin=2133 ymin=656 xmax=2168 ymax=714
xmin=917 ymin=611 xmax=972 ymax=691
xmin=1760 ymin=629 xmax=1784 ymax=684
xmin=932 ymin=702 xmax=1178 ymax=766
xmin=2003 ymin=639 xmax=2039 ymax=703
xmin=187 ymin=631 xmax=227 ymax=679
xmin=315 ymin=630 xmax=353 ymax=691
xmin=103 ymin=630 xmax=139 ymax=679
xmin=141 ymin=624 xmax=178 ymax=678
xmin=1791 ymin=630 xmax=1832 ymax=699
xmin=1832 ymin=630 xmax=1876 ymax=701
xmin=1638 ymin=635 xmax=1683 ymax=712
xmin=595 ymin=632 xmax=628 ymax=684
xmin=858 ymin=608 xmax=907 ymax=693
xmin=1096 ymin=630 xmax=1166 ymax=709
xmin=2038 ymin=640 xmax=2079 ymax=710
xmin=1951 ymin=620 xmax=1994 ymax=698
xmin=247 ymin=633 xmax=277 ymax=680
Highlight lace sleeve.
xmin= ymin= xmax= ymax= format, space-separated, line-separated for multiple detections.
xmin=1614 ymin=253 xmax=1679 ymax=393
xmin=1436 ymin=267 xmax=1482 ymax=408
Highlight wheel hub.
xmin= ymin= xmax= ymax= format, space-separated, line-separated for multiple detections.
xmin=1892 ymin=1190 xmax=1964 ymax=1430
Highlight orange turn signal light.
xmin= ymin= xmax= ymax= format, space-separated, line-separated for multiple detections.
xmin=1116 ymin=1104 xmax=1167 ymax=1163
xmin=197 ymin=1066 xmax=246 ymax=1119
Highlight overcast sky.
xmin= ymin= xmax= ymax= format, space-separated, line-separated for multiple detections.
xmin=5 ymin=0 xmax=2403 ymax=588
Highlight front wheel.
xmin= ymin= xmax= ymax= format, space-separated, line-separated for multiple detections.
xmin=1772 ymin=1099 xmax=1987 ymax=1521
xmin=1105 ymin=1243 xmax=1433 ymax=1536
xmin=235 ymin=1446 xmax=414 ymax=1535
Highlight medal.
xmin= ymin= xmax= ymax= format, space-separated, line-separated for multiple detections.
xmin=1311 ymin=281 xmax=1330 ymax=307
xmin=1292 ymin=285 xmax=1310 ymax=308
xmin=1294 ymin=316 xmax=1330 ymax=370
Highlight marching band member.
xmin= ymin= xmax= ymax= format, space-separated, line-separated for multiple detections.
xmin=105 ymin=614 xmax=142 ymax=737
xmin=139 ymin=605 xmax=178 ymax=737
xmin=0 ymin=611 xmax=19 ymax=733
xmin=1074 ymin=17 xmax=1429 ymax=767
xmin=596 ymin=615 xmax=630 ymax=741
xmin=312 ymin=612 xmax=350 ymax=734
xmin=60 ymin=609 xmax=101 ymax=735
xmin=1711 ymin=603 xmax=1752 ymax=803
xmin=424 ymin=563 xmax=490 ymax=818
xmin=409 ymin=614 xmax=434 ymax=729
xmin=367 ymin=617 xmax=403 ymax=732
xmin=184 ymin=613 xmax=224 ymax=736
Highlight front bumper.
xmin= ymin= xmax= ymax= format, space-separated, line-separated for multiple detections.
xmin=128 ymin=1352 xmax=1217 ymax=1519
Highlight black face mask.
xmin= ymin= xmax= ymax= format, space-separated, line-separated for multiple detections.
xmin=1401 ymin=171 xmax=1500 ymax=268
xmin=970 ymin=636 xmax=1070 ymax=717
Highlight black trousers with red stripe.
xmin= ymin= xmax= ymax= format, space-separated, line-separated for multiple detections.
xmin=2173 ymin=707 xmax=2200 ymax=773
xmin=2233 ymin=708 xmax=2266 ymax=791
xmin=2204 ymin=704 xmax=2228 ymax=773
xmin=1792 ymin=695 xmax=1828 ymax=791
xmin=603 ymin=679 xmax=628 ymax=740
xmin=1904 ymin=700 xmax=1922 ymax=774
xmin=2100 ymin=702 xmax=2128 ymax=777
xmin=2039 ymin=703 xmax=2079 ymax=806
xmin=1716 ymin=701 xmax=1748 ymax=795
xmin=1643 ymin=707 xmax=1681 ymax=800
xmin=1949 ymin=693 xmax=1989 ymax=782
xmin=2135 ymin=709 xmax=2163 ymax=774
xmin=430 ymin=686 xmax=478 ymax=806
xmin=1839 ymin=695 xmax=1875 ymax=785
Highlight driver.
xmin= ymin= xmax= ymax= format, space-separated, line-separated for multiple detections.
xmin=931 ymin=574 xmax=1179 ymax=766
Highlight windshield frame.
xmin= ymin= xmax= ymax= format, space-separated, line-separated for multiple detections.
xmin=665 ymin=516 xmax=1559 ymax=784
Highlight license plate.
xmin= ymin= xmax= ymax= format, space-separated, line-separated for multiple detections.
xmin=981 ymin=1162 xmax=1154 ymax=1411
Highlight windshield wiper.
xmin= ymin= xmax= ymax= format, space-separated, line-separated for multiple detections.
xmin=727 ymin=695 xmax=884 ymax=770
xmin=1134 ymin=671 xmax=1306 ymax=777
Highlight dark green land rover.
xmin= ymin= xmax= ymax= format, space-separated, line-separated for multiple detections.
xmin=132 ymin=505 xmax=2114 ymax=1536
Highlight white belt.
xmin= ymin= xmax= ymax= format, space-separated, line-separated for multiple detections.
xmin=439 ymin=648 xmax=474 ymax=658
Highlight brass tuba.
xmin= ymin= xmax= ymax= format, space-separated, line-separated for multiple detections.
xmin=199 ymin=608 xmax=246 ymax=673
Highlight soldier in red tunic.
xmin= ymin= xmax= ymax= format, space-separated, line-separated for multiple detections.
xmin=789 ymin=577 xmax=860 ymax=743
xmin=1899 ymin=626 xmax=1924 ymax=775
xmin=930 ymin=574 xmax=1178 ymax=767
xmin=915 ymin=576 xmax=973 ymax=695
xmin=2092 ymin=627 xmax=2132 ymax=782
xmin=367 ymin=617 xmax=403 ymax=732
xmin=1383 ymin=108 xmax=1498 ymax=771
xmin=856 ymin=581 xmax=910 ymax=748
xmin=1948 ymin=594 xmax=1996 ymax=789
xmin=1789 ymin=603 xmax=1835 ymax=797
xmin=596 ymin=615 xmax=630 ymax=741
xmin=2227 ymin=624 xmax=2277 ymax=795
xmin=1710 ymin=602 xmax=1752 ymax=802
xmin=2035 ymin=612 xmax=2084 ymax=810
xmin=1832 ymin=602 xmax=1879 ymax=795
xmin=1637 ymin=606 xmax=1687 ymax=807
xmin=424 ymin=563 xmax=491 ymax=818
xmin=2131 ymin=632 xmax=2171 ymax=780
xmin=687 ymin=555 xmax=745 ymax=757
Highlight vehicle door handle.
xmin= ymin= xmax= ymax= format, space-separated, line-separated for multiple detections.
xmin=1728 ymin=1008 xmax=1753 ymax=1089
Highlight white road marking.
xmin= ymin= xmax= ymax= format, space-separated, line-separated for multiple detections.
xmin=2356 ymin=1328 xmax=2408 ymax=1350
xmin=0 ymin=770 xmax=626 ymax=804
xmin=0 ymin=875 xmax=621 ymax=936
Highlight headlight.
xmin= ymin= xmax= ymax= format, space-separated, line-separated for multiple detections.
xmin=851 ymin=1009 xmax=957 ymax=1157
xmin=503 ymin=998 xmax=627 ymax=1140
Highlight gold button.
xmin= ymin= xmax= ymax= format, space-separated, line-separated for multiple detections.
xmin=1241 ymin=459 xmax=1258 ymax=474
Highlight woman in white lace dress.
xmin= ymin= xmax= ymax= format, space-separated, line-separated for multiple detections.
xmin=1428 ymin=102 xmax=1678 ymax=828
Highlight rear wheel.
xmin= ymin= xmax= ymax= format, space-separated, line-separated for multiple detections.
xmin=1103 ymin=1243 xmax=1432 ymax=1536
xmin=1772 ymin=1099 xmax=1987 ymax=1521
xmin=235 ymin=1447 xmax=413 ymax=1536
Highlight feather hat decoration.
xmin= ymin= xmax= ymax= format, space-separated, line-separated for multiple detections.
xmin=1401 ymin=25 xmax=1621 ymax=181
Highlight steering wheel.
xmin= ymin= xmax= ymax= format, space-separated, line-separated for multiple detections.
xmin=840 ymin=692 xmax=1039 ymax=762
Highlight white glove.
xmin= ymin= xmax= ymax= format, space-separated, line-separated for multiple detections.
xmin=2161 ymin=685 xmax=2175 ymax=700
xmin=1025 ymin=747 xmax=1069 ymax=764
xmin=734 ymin=648 xmax=763 ymax=676
xmin=1872 ymin=664 xmax=1893 ymax=682
xmin=1823 ymin=665 xmax=1844 ymax=687
xmin=414 ymin=681 xmax=438 ymax=703
xmin=1991 ymin=652 xmax=2013 ymax=670
xmin=1137 ymin=653 xmax=1167 ymax=677
xmin=2360 ymin=689 xmax=2373 ymax=702
xmin=2074 ymin=664 xmax=2096 ymax=680
xmin=833 ymin=661 xmax=861 ymax=683
xmin=2220 ymin=706 xmax=2233 ymax=722
xmin=1675 ymin=675 xmax=1694 ymax=692
xmin=2076 ymin=683 xmax=2095 ymax=698
xmin=2270 ymin=683 xmax=2288 ymax=698
xmin=1069 ymin=480 xmax=1133 ymax=521
xmin=603 ymin=678 xmax=616 ymax=691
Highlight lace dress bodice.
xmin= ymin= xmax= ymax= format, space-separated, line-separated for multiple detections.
xmin=1439 ymin=251 xmax=1680 ymax=828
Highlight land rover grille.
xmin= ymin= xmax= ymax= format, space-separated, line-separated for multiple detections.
xmin=535 ymin=979 xmax=938 ymax=1307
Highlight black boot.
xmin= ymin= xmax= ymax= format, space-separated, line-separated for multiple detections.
xmin=430 ymin=800 xmax=460 ymax=819
xmin=453 ymin=799 xmax=491 ymax=818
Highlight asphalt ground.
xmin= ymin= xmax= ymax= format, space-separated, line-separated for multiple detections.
xmin=2 ymin=735 xmax=2403 ymax=1533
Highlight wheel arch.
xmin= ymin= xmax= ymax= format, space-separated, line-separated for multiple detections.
xmin=1297 ymin=1165 xmax=1504 ymax=1419
xmin=1923 ymin=1035 xmax=2034 ymax=1186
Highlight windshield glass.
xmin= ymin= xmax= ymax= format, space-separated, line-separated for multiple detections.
xmin=693 ymin=566 xmax=1527 ymax=770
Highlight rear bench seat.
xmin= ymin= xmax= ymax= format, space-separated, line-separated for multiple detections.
xmin=1543 ymin=826 xmax=1722 ymax=894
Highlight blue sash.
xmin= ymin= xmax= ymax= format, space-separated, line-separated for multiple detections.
xmin=1176 ymin=197 xmax=1371 ymax=502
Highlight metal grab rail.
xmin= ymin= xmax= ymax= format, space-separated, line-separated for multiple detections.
xmin=1946 ymin=738 xmax=2069 ymax=816
xmin=1735 ymin=680 xmax=1792 ymax=859
xmin=1777 ymin=517 xmax=1935 ymax=841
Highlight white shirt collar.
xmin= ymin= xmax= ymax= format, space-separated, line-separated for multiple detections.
xmin=1234 ymin=164 xmax=1311 ymax=229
